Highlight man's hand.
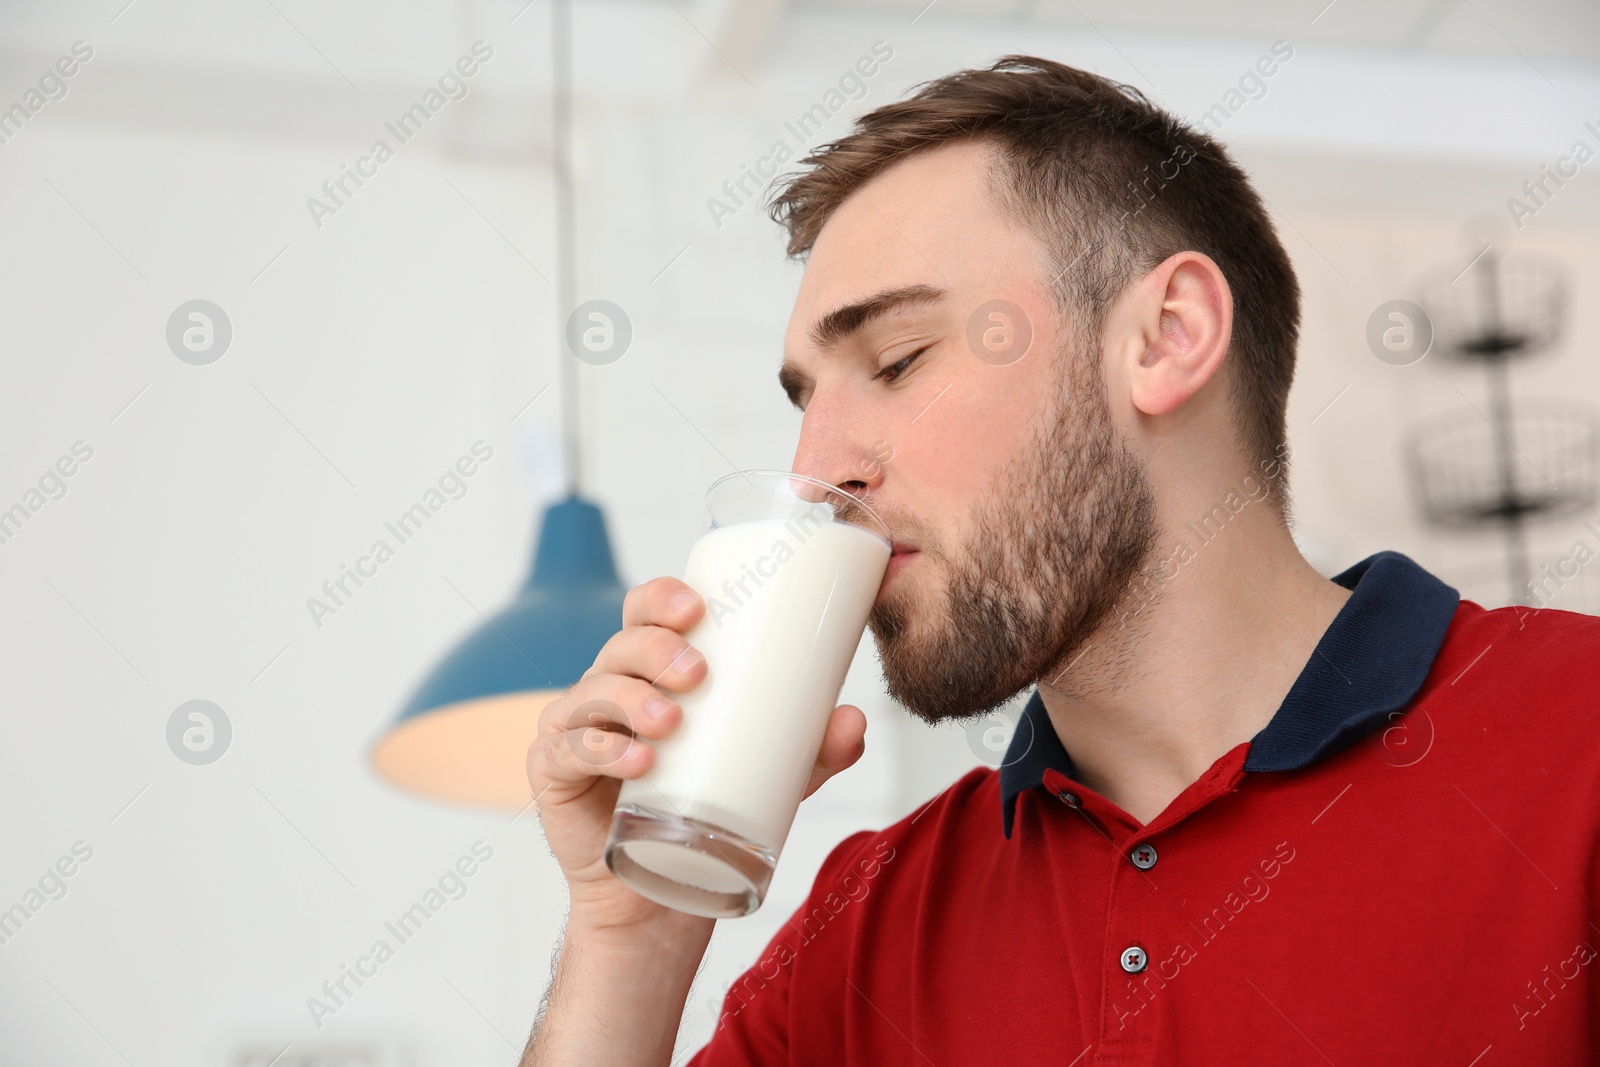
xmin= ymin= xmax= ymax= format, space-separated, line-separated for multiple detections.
xmin=526 ymin=573 xmax=870 ymax=932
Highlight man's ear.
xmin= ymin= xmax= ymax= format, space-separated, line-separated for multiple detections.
xmin=1121 ymin=251 xmax=1233 ymax=418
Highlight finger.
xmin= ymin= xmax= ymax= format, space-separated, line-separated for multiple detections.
xmin=528 ymin=718 xmax=656 ymax=798
xmin=589 ymin=624 xmax=707 ymax=694
xmin=622 ymin=576 xmax=704 ymax=631
xmin=802 ymin=704 xmax=867 ymax=800
xmin=538 ymin=675 xmax=684 ymax=742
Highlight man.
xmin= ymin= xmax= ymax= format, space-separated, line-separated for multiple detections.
xmin=522 ymin=56 xmax=1599 ymax=1065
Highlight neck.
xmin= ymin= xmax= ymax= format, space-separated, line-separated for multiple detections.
xmin=1036 ymin=500 xmax=1351 ymax=826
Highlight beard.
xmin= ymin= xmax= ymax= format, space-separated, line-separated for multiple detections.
xmin=866 ymin=343 xmax=1160 ymax=726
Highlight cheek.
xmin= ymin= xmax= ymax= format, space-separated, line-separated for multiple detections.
xmin=923 ymin=359 xmax=1049 ymax=473
xmin=895 ymin=376 xmax=1037 ymax=524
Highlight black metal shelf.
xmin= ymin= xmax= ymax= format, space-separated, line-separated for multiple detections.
xmin=1402 ymin=246 xmax=1595 ymax=607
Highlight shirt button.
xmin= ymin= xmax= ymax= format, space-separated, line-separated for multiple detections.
xmin=1055 ymin=789 xmax=1081 ymax=808
xmin=1120 ymin=946 xmax=1148 ymax=974
xmin=1129 ymin=843 xmax=1158 ymax=870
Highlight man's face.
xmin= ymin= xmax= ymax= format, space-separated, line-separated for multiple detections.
xmin=781 ymin=140 xmax=1159 ymax=725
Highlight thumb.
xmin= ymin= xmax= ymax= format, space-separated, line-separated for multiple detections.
xmin=803 ymin=703 xmax=867 ymax=800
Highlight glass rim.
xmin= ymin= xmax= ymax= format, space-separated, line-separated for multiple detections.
xmin=705 ymin=469 xmax=891 ymax=543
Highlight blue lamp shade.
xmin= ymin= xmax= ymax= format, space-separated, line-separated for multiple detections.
xmin=371 ymin=494 xmax=626 ymax=808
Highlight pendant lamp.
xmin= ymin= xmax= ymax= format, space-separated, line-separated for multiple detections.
xmin=370 ymin=0 xmax=626 ymax=808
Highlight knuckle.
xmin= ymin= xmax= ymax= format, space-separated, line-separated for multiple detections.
xmin=625 ymin=576 xmax=668 ymax=619
xmin=566 ymin=725 xmax=633 ymax=773
xmin=645 ymin=627 xmax=685 ymax=669
xmin=539 ymin=691 xmax=639 ymax=777
xmin=563 ymin=694 xmax=629 ymax=735
xmin=621 ymin=582 xmax=646 ymax=621
xmin=598 ymin=626 xmax=628 ymax=659
xmin=536 ymin=690 xmax=574 ymax=736
xmin=531 ymin=732 xmax=564 ymax=782
xmin=526 ymin=735 xmax=558 ymax=789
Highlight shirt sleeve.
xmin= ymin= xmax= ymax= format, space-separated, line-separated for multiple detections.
xmin=683 ymin=829 xmax=878 ymax=1066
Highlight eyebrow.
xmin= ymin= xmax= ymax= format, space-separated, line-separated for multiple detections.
xmin=778 ymin=283 xmax=948 ymax=410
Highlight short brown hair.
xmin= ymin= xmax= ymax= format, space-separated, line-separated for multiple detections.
xmin=769 ymin=55 xmax=1300 ymax=516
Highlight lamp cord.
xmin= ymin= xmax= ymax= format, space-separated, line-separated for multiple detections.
xmin=552 ymin=0 xmax=580 ymax=497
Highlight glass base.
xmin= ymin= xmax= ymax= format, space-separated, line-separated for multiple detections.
xmin=604 ymin=803 xmax=775 ymax=919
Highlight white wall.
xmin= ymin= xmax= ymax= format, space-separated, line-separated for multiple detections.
xmin=1 ymin=2 xmax=1597 ymax=1064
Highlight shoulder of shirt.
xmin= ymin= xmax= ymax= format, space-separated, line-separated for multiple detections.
xmin=812 ymin=765 xmax=1000 ymax=878
xmin=1445 ymin=598 xmax=1600 ymax=673
xmin=1428 ymin=598 xmax=1600 ymax=749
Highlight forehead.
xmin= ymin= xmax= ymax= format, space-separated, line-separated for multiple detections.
xmin=784 ymin=140 xmax=1037 ymax=349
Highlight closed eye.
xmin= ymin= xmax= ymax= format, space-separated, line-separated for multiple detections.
xmin=873 ymin=346 xmax=929 ymax=385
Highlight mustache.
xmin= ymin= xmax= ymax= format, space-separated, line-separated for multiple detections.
xmin=830 ymin=495 xmax=936 ymax=553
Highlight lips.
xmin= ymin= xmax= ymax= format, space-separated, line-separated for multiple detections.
xmin=883 ymin=545 xmax=918 ymax=587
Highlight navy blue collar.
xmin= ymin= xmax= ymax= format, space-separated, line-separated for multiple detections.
xmin=998 ymin=550 xmax=1460 ymax=838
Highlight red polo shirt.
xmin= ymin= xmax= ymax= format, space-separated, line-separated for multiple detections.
xmin=686 ymin=551 xmax=1600 ymax=1065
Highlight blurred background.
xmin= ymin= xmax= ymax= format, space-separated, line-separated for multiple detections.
xmin=2 ymin=0 xmax=1598 ymax=1063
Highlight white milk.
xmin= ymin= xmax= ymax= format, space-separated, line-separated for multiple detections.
xmin=617 ymin=515 xmax=890 ymax=855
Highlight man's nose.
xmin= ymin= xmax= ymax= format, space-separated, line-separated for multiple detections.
xmin=790 ymin=402 xmax=884 ymax=500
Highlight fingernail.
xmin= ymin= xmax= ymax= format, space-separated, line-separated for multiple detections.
xmin=671 ymin=590 xmax=699 ymax=614
xmin=645 ymin=697 xmax=674 ymax=720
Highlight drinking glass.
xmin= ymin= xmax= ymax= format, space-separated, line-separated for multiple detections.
xmin=603 ymin=470 xmax=891 ymax=918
